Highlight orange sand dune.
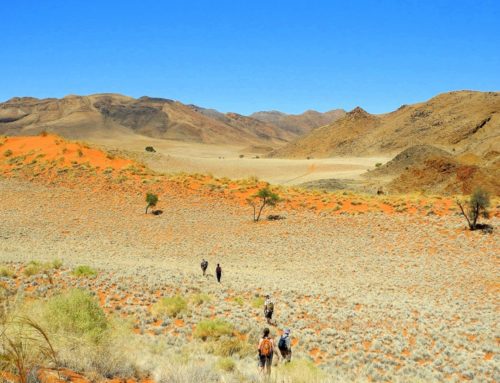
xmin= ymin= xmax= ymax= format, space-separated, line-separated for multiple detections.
xmin=2 ymin=134 xmax=495 ymax=217
xmin=0 ymin=134 xmax=132 ymax=170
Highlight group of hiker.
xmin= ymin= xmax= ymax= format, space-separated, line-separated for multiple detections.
xmin=200 ymin=259 xmax=222 ymax=282
xmin=200 ymin=259 xmax=293 ymax=376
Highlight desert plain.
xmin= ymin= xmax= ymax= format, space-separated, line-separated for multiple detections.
xmin=0 ymin=133 xmax=498 ymax=383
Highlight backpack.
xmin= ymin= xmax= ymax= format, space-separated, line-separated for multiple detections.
xmin=278 ymin=335 xmax=287 ymax=350
xmin=259 ymin=338 xmax=273 ymax=356
xmin=266 ymin=301 xmax=274 ymax=311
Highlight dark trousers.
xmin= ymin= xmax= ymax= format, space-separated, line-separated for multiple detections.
xmin=216 ymin=272 xmax=221 ymax=282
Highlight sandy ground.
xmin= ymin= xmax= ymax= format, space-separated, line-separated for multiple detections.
xmin=0 ymin=178 xmax=498 ymax=382
xmin=86 ymin=135 xmax=390 ymax=185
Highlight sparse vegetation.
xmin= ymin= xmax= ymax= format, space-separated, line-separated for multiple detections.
xmin=251 ymin=296 xmax=264 ymax=309
xmin=73 ymin=265 xmax=98 ymax=278
xmin=0 ymin=266 xmax=14 ymax=278
xmin=145 ymin=146 xmax=156 ymax=152
xmin=457 ymin=188 xmax=491 ymax=230
xmin=190 ymin=293 xmax=212 ymax=306
xmin=194 ymin=319 xmax=233 ymax=341
xmin=247 ymin=186 xmax=280 ymax=222
xmin=375 ymin=162 xmax=382 ymax=168
xmin=145 ymin=192 xmax=158 ymax=214
xmin=216 ymin=356 xmax=236 ymax=372
xmin=3 ymin=149 xmax=13 ymax=157
xmin=152 ymin=295 xmax=187 ymax=318
xmin=0 ymin=316 xmax=58 ymax=383
xmin=44 ymin=289 xmax=108 ymax=343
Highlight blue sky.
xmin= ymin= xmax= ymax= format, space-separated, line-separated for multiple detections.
xmin=1 ymin=1 xmax=499 ymax=114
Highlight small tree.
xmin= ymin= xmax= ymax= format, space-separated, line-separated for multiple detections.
xmin=145 ymin=192 xmax=158 ymax=214
xmin=456 ymin=188 xmax=490 ymax=230
xmin=247 ymin=187 xmax=280 ymax=222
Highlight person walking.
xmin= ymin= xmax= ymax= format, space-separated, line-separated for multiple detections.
xmin=264 ymin=295 xmax=275 ymax=325
xmin=278 ymin=328 xmax=292 ymax=363
xmin=201 ymin=259 xmax=208 ymax=276
xmin=258 ymin=327 xmax=275 ymax=376
xmin=216 ymin=263 xmax=222 ymax=283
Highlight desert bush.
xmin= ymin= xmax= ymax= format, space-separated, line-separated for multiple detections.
xmin=207 ymin=336 xmax=253 ymax=357
xmin=52 ymin=259 xmax=63 ymax=269
xmin=152 ymin=296 xmax=187 ymax=318
xmin=457 ymin=188 xmax=491 ymax=230
xmin=278 ymin=359 xmax=326 ymax=383
xmin=23 ymin=260 xmax=45 ymax=276
xmin=233 ymin=297 xmax=244 ymax=307
xmin=0 ymin=266 xmax=14 ymax=278
xmin=145 ymin=146 xmax=156 ymax=152
xmin=194 ymin=319 xmax=234 ymax=341
xmin=190 ymin=293 xmax=212 ymax=306
xmin=216 ymin=356 xmax=236 ymax=372
xmin=0 ymin=316 xmax=58 ymax=383
xmin=3 ymin=149 xmax=13 ymax=157
xmin=73 ymin=265 xmax=97 ymax=278
xmin=44 ymin=289 xmax=108 ymax=344
xmin=375 ymin=162 xmax=382 ymax=168
xmin=247 ymin=187 xmax=281 ymax=222
xmin=145 ymin=192 xmax=159 ymax=214
xmin=251 ymin=296 xmax=264 ymax=309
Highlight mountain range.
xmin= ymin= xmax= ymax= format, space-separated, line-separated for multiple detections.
xmin=0 ymin=94 xmax=344 ymax=146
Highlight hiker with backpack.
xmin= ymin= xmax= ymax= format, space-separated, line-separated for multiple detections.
xmin=216 ymin=263 xmax=222 ymax=283
xmin=257 ymin=327 xmax=275 ymax=376
xmin=264 ymin=295 xmax=275 ymax=325
xmin=200 ymin=259 xmax=208 ymax=276
xmin=278 ymin=328 xmax=292 ymax=363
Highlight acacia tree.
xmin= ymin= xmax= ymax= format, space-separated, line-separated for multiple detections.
xmin=145 ymin=192 xmax=158 ymax=214
xmin=247 ymin=187 xmax=280 ymax=222
xmin=456 ymin=188 xmax=490 ymax=230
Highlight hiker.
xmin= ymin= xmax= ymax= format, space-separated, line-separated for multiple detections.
xmin=216 ymin=263 xmax=222 ymax=283
xmin=264 ymin=295 xmax=274 ymax=324
xmin=200 ymin=259 xmax=208 ymax=276
xmin=278 ymin=328 xmax=292 ymax=363
xmin=258 ymin=327 xmax=275 ymax=376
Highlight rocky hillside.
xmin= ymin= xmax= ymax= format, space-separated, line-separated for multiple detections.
xmin=250 ymin=109 xmax=346 ymax=135
xmin=270 ymin=91 xmax=500 ymax=158
xmin=0 ymin=94 xmax=300 ymax=146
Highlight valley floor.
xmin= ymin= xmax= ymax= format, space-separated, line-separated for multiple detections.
xmin=0 ymin=179 xmax=498 ymax=382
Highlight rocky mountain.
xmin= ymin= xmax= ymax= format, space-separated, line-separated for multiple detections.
xmin=0 ymin=94 xmax=298 ymax=146
xmin=269 ymin=91 xmax=500 ymax=158
xmin=250 ymin=109 xmax=346 ymax=135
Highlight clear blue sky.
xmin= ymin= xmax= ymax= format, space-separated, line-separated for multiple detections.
xmin=1 ymin=0 xmax=499 ymax=114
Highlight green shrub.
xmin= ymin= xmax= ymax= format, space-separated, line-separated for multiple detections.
xmin=279 ymin=359 xmax=326 ymax=383
xmin=0 ymin=266 xmax=14 ymax=278
xmin=375 ymin=162 xmax=382 ymax=168
xmin=233 ymin=297 xmax=244 ymax=307
xmin=23 ymin=261 xmax=45 ymax=276
xmin=152 ymin=295 xmax=187 ymax=318
xmin=251 ymin=296 xmax=264 ymax=309
xmin=3 ymin=149 xmax=13 ymax=157
xmin=52 ymin=259 xmax=63 ymax=269
xmin=190 ymin=293 xmax=212 ymax=306
xmin=44 ymin=289 xmax=108 ymax=343
xmin=194 ymin=319 xmax=233 ymax=341
xmin=145 ymin=192 xmax=159 ymax=214
xmin=207 ymin=336 xmax=253 ymax=357
xmin=217 ymin=357 xmax=236 ymax=372
xmin=72 ymin=265 xmax=97 ymax=278
xmin=23 ymin=260 xmax=62 ymax=277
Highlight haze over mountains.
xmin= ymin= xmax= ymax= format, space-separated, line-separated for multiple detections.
xmin=0 ymin=94 xmax=344 ymax=146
